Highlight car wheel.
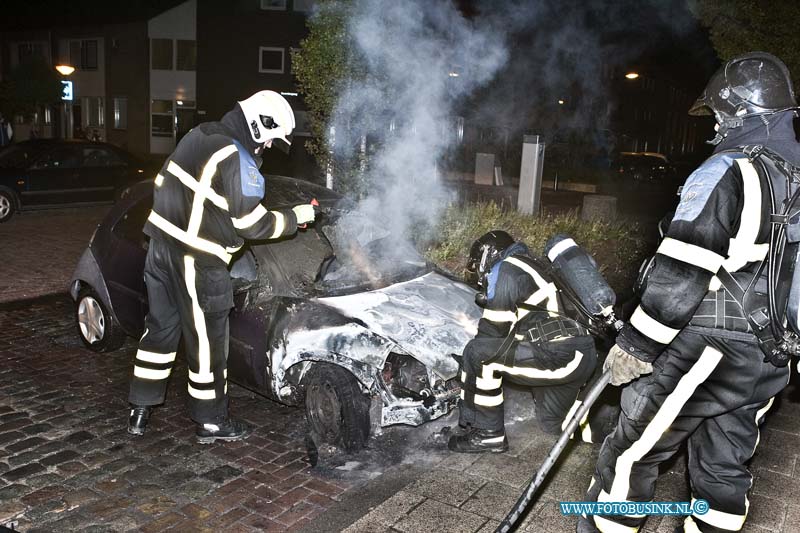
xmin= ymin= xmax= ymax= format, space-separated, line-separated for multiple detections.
xmin=0 ymin=188 xmax=17 ymax=223
xmin=304 ymin=363 xmax=370 ymax=453
xmin=75 ymin=287 xmax=126 ymax=352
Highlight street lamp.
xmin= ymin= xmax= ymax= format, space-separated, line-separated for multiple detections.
xmin=625 ymin=72 xmax=639 ymax=80
xmin=55 ymin=64 xmax=75 ymax=76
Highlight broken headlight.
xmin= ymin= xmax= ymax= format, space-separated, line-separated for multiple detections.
xmin=382 ymin=353 xmax=436 ymax=403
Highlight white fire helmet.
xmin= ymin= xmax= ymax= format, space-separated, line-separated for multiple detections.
xmin=238 ymin=90 xmax=295 ymax=146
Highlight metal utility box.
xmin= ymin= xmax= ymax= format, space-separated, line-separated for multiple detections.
xmin=517 ymin=135 xmax=545 ymax=215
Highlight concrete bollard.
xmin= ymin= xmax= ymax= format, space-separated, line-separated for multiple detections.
xmin=581 ymin=194 xmax=617 ymax=221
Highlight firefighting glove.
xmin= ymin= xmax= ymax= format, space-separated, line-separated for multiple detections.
xmin=603 ymin=344 xmax=653 ymax=386
xmin=292 ymin=204 xmax=316 ymax=226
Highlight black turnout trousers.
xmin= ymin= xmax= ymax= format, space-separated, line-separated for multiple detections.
xmin=586 ymin=327 xmax=789 ymax=533
xmin=128 ymin=239 xmax=234 ymax=424
xmin=458 ymin=334 xmax=598 ymax=439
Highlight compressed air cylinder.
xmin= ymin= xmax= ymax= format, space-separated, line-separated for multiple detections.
xmin=545 ymin=234 xmax=616 ymax=317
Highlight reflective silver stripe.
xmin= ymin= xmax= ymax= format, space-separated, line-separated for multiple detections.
xmin=481 ymin=435 xmax=505 ymax=443
xmin=184 ymin=256 xmax=212 ymax=378
xmin=691 ymin=498 xmax=746 ymax=531
xmin=506 ymin=257 xmax=559 ymax=316
xmin=723 ymin=159 xmax=766 ymax=272
xmin=753 ymin=397 xmax=774 ymax=449
xmin=560 ymin=398 xmax=592 ymax=443
xmin=629 ymin=306 xmax=680 ymax=345
xmin=232 ymin=204 xmax=268 ymax=229
xmin=134 ymin=366 xmax=171 ymax=380
xmin=486 ymin=349 xmax=584 ymax=380
xmin=187 ymin=145 xmax=237 ymax=236
xmin=608 ymin=346 xmax=722 ymax=502
xmin=598 ymin=490 xmax=645 ymax=519
xmin=547 ymin=237 xmax=577 ymax=262
xmin=167 ymin=161 xmax=230 ymax=211
xmin=268 ymin=211 xmax=287 ymax=238
xmin=474 ymin=392 xmax=503 ymax=407
xmin=189 ymin=369 xmax=215 ymax=384
xmin=657 ymin=238 xmax=725 ymax=273
xmin=148 ymin=211 xmax=233 ymax=263
xmin=135 ymin=350 xmax=176 ymax=364
xmin=154 ymin=174 xmax=164 ymax=187
xmin=482 ymin=309 xmax=516 ymax=323
xmin=682 ymin=516 xmax=702 ymax=533
xmin=188 ymin=384 xmax=216 ymax=400
xmin=476 ymin=372 xmax=502 ymax=390
xmin=593 ymin=515 xmax=639 ymax=533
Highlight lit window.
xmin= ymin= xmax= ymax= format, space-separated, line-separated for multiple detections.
xmin=114 ymin=97 xmax=128 ymax=130
xmin=259 ymin=47 xmax=284 ymax=74
xmin=151 ymin=99 xmax=174 ymax=138
xmin=82 ymin=97 xmax=104 ymax=127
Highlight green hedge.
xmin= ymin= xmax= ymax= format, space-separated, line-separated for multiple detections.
xmin=421 ymin=203 xmax=651 ymax=294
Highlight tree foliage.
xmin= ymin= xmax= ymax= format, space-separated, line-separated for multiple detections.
xmin=291 ymin=0 xmax=354 ymax=180
xmin=0 ymin=58 xmax=63 ymax=120
xmin=690 ymin=0 xmax=800 ymax=87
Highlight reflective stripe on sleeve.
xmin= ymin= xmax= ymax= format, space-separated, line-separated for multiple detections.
xmin=135 ymin=350 xmax=176 ymax=365
xmin=134 ymin=366 xmax=171 ymax=380
xmin=232 ymin=204 xmax=268 ymax=229
xmin=268 ymin=211 xmax=287 ymax=238
xmin=723 ymin=159 xmax=766 ymax=273
xmin=154 ymin=174 xmax=164 ymax=187
xmin=629 ymin=306 xmax=680 ymax=345
xmin=656 ymin=238 xmax=725 ymax=273
xmin=148 ymin=211 xmax=233 ymax=264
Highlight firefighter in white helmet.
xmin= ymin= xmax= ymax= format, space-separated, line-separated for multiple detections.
xmin=127 ymin=90 xmax=315 ymax=443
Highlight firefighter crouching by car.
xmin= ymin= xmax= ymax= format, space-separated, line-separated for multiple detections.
xmin=578 ymin=52 xmax=800 ymax=533
xmin=127 ymin=90 xmax=316 ymax=444
xmin=449 ymin=231 xmax=618 ymax=453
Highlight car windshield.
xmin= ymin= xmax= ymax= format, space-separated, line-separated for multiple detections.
xmin=0 ymin=144 xmax=46 ymax=169
xmin=316 ymin=210 xmax=430 ymax=293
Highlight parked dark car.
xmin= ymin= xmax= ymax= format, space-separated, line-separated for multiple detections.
xmin=69 ymin=177 xmax=480 ymax=451
xmin=0 ymin=139 xmax=153 ymax=222
xmin=613 ymin=151 xmax=677 ymax=186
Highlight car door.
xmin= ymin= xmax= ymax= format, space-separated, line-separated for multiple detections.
xmin=104 ymin=196 xmax=151 ymax=334
xmin=79 ymin=146 xmax=130 ymax=202
xmin=24 ymin=145 xmax=84 ymax=206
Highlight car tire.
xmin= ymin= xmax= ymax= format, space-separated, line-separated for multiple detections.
xmin=75 ymin=287 xmax=126 ymax=352
xmin=0 ymin=187 xmax=17 ymax=223
xmin=304 ymin=363 xmax=371 ymax=453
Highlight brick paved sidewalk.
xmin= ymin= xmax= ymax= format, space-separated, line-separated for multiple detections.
xmin=0 ymin=206 xmax=111 ymax=303
xmin=0 ymin=295 xmax=354 ymax=532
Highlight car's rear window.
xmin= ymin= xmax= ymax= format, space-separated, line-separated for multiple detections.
xmin=0 ymin=144 xmax=47 ymax=168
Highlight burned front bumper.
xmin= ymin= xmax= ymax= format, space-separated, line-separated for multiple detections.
xmin=380 ymin=388 xmax=459 ymax=427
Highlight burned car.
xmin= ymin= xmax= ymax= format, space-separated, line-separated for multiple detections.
xmin=69 ymin=177 xmax=480 ymax=451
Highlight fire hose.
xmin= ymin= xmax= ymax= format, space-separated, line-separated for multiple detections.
xmin=495 ymin=369 xmax=612 ymax=533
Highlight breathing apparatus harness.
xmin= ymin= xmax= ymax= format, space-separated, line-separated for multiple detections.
xmin=716 ymin=145 xmax=800 ymax=366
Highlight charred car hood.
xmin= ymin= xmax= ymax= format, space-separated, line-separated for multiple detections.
xmin=319 ymin=272 xmax=481 ymax=380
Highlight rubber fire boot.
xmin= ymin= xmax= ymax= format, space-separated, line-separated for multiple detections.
xmin=196 ymin=417 xmax=253 ymax=444
xmin=127 ymin=405 xmax=151 ymax=436
xmin=447 ymin=426 xmax=508 ymax=453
